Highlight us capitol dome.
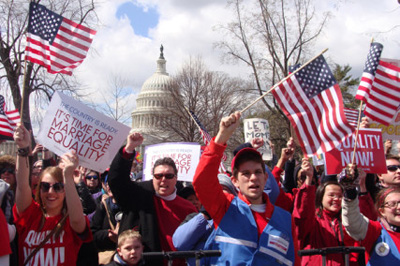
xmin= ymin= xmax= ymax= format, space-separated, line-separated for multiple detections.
xmin=131 ymin=45 xmax=178 ymax=146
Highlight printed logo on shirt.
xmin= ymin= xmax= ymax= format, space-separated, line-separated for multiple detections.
xmin=268 ymin=234 xmax=289 ymax=254
xmin=24 ymin=230 xmax=66 ymax=265
xmin=375 ymin=242 xmax=390 ymax=257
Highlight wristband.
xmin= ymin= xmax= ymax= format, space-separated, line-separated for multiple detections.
xmin=358 ymin=191 xmax=368 ymax=196
xmin=17 ymin=147 xmax=30 ymax=157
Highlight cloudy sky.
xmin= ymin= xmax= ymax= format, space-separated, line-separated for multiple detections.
xmin=64 ymin=0 xmax=400 ymax=125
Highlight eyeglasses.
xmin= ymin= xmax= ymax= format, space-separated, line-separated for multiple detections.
xmin=326 ymin=194 xmax=343 ymax=200
xmin=86 ymin=175 xmax=99 ymax=180
xmin=387 ymin=165 xmax=400 ymax=172
xmin=384 ymin=200 xmax=400 ymax=209
xmin=1 ymin=168 xmax=14 ymax=175
xmin=153 ymin=173 xmax=176 ymax=180
xmin=40 ymin=182 xmax=65 ymax=193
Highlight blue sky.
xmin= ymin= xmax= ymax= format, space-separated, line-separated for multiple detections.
xmin=116 ymin=2 xmax=159 ymax=38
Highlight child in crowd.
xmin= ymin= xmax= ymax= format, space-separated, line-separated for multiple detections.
xmin=105 ymin=230 xmax=144 ymax=266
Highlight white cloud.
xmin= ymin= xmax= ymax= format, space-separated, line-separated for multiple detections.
xmin=75 ymin=0 xmax=400 ymax=126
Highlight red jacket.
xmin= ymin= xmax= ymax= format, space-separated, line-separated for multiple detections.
xmin=292 ymin=184 xmax=360 ymax=266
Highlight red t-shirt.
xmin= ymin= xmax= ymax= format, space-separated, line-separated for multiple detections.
xmin=13 ymin=201 xmax=92 ymax=266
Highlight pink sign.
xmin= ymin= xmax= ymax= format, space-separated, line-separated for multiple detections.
xmin=324 ymin=129 xmax=387 ymax=175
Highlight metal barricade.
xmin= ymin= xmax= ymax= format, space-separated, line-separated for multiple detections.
xmin=142 ymin=250 xmax=221 ymax=266
xmin=298 ymin=246 xmax=365 ymax=266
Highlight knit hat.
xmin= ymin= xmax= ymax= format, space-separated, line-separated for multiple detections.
xmin=218 ymin=173 xmax=237 ymax=196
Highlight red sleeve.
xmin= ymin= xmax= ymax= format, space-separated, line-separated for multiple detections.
xmin=0 ymin=209 xmax=11 ymax=257
xmin=121 ymin=147 xmax=135 ymax=160
xmin=291 ymin=216 xmax=301 ymax=266
xmin=192 ymin=139 xmax=233 ymax=226
xmin=359 ymin=194 xmax=378 ymax=221
xmin=272 ymin=166 xmax=284 ymax=183
xmin=292 ymin=184 xmax=317 ymax=245
xmin=360 ymin=220 xmax=383 ymax=262
xmin=272 ymin=166 xmax=294 ymax=212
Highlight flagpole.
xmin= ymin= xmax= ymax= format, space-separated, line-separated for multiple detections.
xmin=351 ymin=101 xmax=364 ymax=165
xmin=20 ymin=60 xmax=29 ymax=123
xmin=351 ymin=38 xmax=374 ymax=165
xmin=240 ymin=48 xmax=329 ymax=114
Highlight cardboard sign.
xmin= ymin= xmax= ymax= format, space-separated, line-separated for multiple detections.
xmin=369 ymin=108 xmax=400 ymax=141
xmin=143 ymin=142 xmax=200 ymax=182
xmin=324 ymin=128 xmax=386 ymax=175
xmin=37 ymin=91 xmax=131 ymax=172
xmin=243 ymin=118 xmax=272 ymax=160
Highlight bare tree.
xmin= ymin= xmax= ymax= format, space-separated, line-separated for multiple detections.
xmin=0 ymin=0 xmax=98 ymax=130
xmin=97 ymin=74 xmax=135 ymax=124
xmin=161 ymin=56 xmax=251 ymax=152
xmin=215 ymin=0 xmax=331 ymax=135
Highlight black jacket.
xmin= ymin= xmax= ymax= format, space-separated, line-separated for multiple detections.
xmin=108 ymin=148 xmax=162 ymax=264
xmin=91 ymin=197 xmax=120 ymax=251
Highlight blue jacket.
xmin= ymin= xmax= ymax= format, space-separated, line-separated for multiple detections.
xmin=204 ymin=196 xmax=295 ymax=266
xmin=173 ymin=213 xmax=213 ymax=265
xmin=368 ymin=226 xmax=400 ymax=265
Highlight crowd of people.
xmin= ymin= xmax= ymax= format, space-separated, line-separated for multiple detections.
xmin=0 ymin=112 xmax=400 ymax=266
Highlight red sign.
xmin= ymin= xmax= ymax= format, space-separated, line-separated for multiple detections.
xmin=324 ymin=129 xmax=387 ymax=175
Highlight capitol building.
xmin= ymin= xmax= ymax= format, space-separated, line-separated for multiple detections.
xmin=131 ymin=46 xmax=180 ymax=148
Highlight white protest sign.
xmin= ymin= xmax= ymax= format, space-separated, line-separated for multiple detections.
xmin=243 ymin=118 xmax=272 ymax=160
xmin=37 ymin=91 xmax=131 ymax=173
xmin=143 ymin=142 xmax=201 ymax=182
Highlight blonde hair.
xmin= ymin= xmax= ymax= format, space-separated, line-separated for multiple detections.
xmin=118 ymin=230 xmax=142 ymax=248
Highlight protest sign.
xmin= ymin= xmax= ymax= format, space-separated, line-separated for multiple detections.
xmin=312 ymin=154 xmax=325 ymax=166
xmin=324 ymin=128 xmax=386 ymax=175
xmin=37 ymin=91 xmax=131 ymax=172
xmin=143 ymin=142 xmax=200 ymax=182
xmin=369 ymin=108 xmax=400 ymax=141
xmin=243 ymin=118 xmax=272 ymax=160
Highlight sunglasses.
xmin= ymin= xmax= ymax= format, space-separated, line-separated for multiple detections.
xmin=387 ymin=165 xmax=400 ymax=172
xmin=40 ymin=182 xmax=65 ymax=193
xmin=153 ymin=173 xmax=176 ymax=180
xmin=1 ymin=168 xmax=14 ymax=175
xmin=86 ymin=175 xmax=99 ymax=180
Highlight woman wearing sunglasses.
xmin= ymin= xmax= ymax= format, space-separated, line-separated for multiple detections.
xmin=84 ymin=170 xmax=102 ymax=198
xmin=343 ymin=161 xmax=400 ymax=264
xmin=13 ymin=124 xmax=92 ymax=266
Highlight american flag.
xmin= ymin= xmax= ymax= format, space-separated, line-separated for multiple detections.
xmin=356 ymin=42 xmax=383 ymax=102
xmin=0 ymin=95 xmax=21 ymax=140
xmin=343 ymin=108 xmax=363 ymax=128
xmin=272 ymin=55 xmax=354 ymax=156
xmin=25 ymin=2 xmax=96 ymax=75
xmin=188 ymin=110 xmax=227 ymax=172
xmin=360 ymin=60 xmax=400 ymax=126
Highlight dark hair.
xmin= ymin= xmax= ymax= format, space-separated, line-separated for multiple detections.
xmin=232 ymin=152 xmax=265 ymax=178
xmin=375 ymin=187 xmax=400 ymax=217
xmin=152 ymin=157 xmax=177 ymax=175
xmin=315 ymin=181 xmax=343 ymax=217
xmin=386 ymin=154 xmax=400 ymax=161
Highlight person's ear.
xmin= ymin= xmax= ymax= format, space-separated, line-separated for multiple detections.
xmin=379 ymin=208 xmax=386 ymax=218
xmin=231 ymin=177 xmax=240 ymax=189
xmin=117 ymin=247 xmax=122 ymax=257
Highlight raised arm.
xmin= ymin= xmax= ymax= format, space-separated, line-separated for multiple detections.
xmin=60 ymin=151 xmax=87 ymax=233
xmin=341 ymin=165 xmax=369 ymax=241
xmin=13 ymin=124 xmax=32 ymax=214
xmin=214 ymin=111 xmax=241 ymax=145
xmin=193 ymin=112 xmax=241 ymax=224
xmin=108 ymin=132 xmax=144 ymax=210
